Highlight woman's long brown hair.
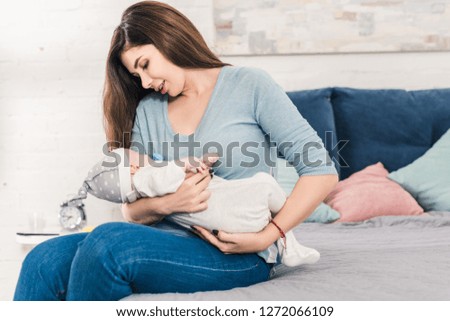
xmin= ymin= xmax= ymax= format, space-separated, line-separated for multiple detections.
xmin=103 ymin=1 xmax=229 ymax=149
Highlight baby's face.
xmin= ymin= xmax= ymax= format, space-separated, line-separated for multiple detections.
xmin=127 ymin=149 xmax=150 ymax=175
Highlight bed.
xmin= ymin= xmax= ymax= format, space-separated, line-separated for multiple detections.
xmin=124 ymin=212 xmax=450 ymax=301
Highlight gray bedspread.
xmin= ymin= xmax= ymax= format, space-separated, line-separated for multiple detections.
xmin=124 ymin=212 xmax=450 ymax=301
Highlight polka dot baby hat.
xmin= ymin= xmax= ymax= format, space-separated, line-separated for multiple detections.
xmin=80 ymin=148 xmax=132 ymax=203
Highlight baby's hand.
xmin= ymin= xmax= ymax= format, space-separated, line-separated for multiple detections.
xmin=180 ymin=157 xmax=208 ymax=174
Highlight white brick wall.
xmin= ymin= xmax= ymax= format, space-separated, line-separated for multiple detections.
xmin=1 ymin=0 xmax=450 ymax=300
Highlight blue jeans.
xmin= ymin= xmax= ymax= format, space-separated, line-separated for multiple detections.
xmin=14 ymin=221 xmax=272 ymax=301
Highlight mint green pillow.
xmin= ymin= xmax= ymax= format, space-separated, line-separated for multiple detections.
xmin=388 ymin=129 xmax=450 ymax=211
xmin=306 ymin=202 xmax=340 ymax=223
xmin=276 ymin=158 xmax=340 ymax=223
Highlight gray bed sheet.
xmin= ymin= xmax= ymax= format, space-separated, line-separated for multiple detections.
xmin=124 ymin=212 xmax=450 ymax=301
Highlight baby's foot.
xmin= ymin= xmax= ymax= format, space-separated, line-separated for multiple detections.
xmin=278 ymin=233 xmax=320 ymax=267
xmin=281 ymin=244 xmax=320 ymax=267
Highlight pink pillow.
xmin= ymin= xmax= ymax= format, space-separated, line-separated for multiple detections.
xmin=325 ymin=162 xmax=424 ymax=222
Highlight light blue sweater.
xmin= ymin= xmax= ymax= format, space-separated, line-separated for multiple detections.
xmin=131 ymin=66 xmax=337 ymax=262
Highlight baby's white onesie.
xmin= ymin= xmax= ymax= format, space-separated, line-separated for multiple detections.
xmin=132 ymin=162 xmax=320 ymax=267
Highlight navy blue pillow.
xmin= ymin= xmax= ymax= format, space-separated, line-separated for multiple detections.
xmin=410 ymin=89 xmax=450 ymax=143
xmin=287 ymin=88 xmax=340 ymax=175
xmin=331 ymin=88 xmax=436 ymax=180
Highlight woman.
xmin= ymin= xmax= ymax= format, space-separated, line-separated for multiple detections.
xmin=14 ymin=1 xmax=338 ymax=300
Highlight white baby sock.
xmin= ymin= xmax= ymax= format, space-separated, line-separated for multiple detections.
xmin=277 ymin=231 xmax=320 ymax=267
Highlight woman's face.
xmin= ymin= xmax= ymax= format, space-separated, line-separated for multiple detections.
xmin=121 ymin=44 xmax=185 ymax=96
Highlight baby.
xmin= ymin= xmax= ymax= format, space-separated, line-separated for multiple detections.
xmin=74 ymin=148 xmax=320 ymax=267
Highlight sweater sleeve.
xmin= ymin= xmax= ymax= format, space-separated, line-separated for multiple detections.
xmin=252 ymin=69 xmax=337 ymax=177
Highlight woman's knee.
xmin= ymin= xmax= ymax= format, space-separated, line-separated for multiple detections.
xmin=21 ymin=240 xmax=56 ymax=274
xmin=75 ymin=222 xmax=132 ymax=259
xmin=15 ymin=233 xmax=86 ymax=300
xmin=22 ymin=233 xmax=84 ymax=274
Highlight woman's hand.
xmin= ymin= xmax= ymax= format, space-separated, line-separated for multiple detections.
xmin=191 ymin=224 xmax=280 ymax=254
xmin=163 ymin=170 xmax=212 ymax=214
xmin=179 ymin=156 xmax=208 ymax=174
xmin=123 ymin=165 xmax=213 ymax=223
